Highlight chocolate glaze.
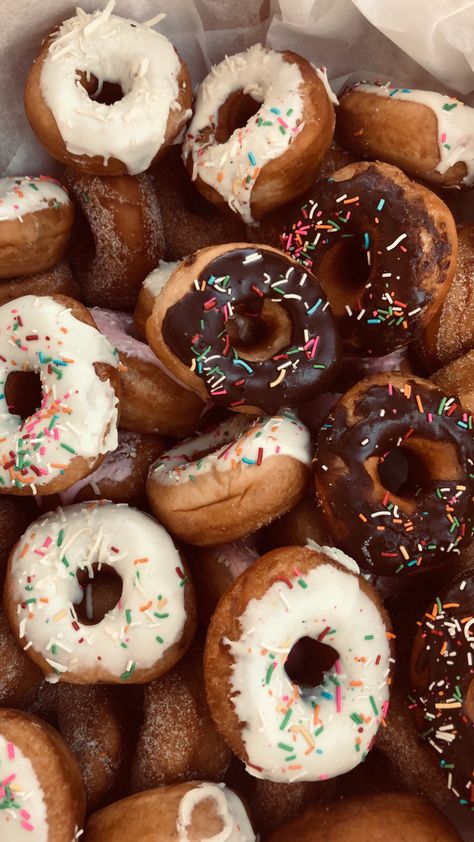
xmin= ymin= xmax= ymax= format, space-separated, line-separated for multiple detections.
xmin=410 ymin=572 xmax=474 ymax=808
xmin=314 ymin=377 xmax=474 ymax=575
xmin=281 ymin=164 xmax=453 ymax=355
xmin=162 ymin=247 xmax=341 ymax=413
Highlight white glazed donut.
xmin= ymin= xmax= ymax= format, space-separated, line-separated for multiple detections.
xmin=25 ymin=5 xmax=192 ymax=176
xmin=176 ymin=783 xmax=255 ymax=841
xmin=134 ymin=261 xmax=180 ymax=340
xmin=0 ymin=176 xmax=70 ymax=222
xmin=0 ymin=295 xmax=119 ymax=495
xmin=4 ymin=502 xmax=196 ymax=684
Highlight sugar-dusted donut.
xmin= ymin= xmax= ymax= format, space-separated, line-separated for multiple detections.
xmin=281 ymin=162 xmax=457 ymax=356
xmin=4 ymin=502 xmax=196 ymax=684
xmin=0 ymin=260 xmax=79 ymax=307
xmin=432 ymin=350 xmax=474 ymax=414
xmin=147 ymin=412 xmax=311 ymax=546
xmin=147 ymin=244 xmax=341 ymax=413
xmin=205 ymin=545 xmax=393 ymax=783
xmin=189 ymin=539 xmax=259 ymax=626
xmin=25 ymin=8 xmax=192 ymax=176
xmin=91 ymin=308 xmax=205 ymax=437
xmin=0 ymin=294 xmax=120 ymax=495
xmin=338 ymin=82 xmax=474 ymax=188
xmin=0 ymin=708 xmax=85 ymax=841
xmin=183 ymin=44 xmax=335 ymax=223
xmin=64 ymin=169 xmax=164 ymax=311
xmin=314 ymin=373 xmax=474 ymax=576
xmin=134 ymin=261 xmax=180 ymax=339
xmin=0 ymin=176 xmax=73 ymax=278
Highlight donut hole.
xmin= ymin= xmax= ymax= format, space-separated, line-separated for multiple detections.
xmin=77 ymin=71 xmax=124 ymax=105
xmin=377 ymin=438 xmax=463 ymax=499
xmin=226 ymin=299 xmax=292 ymax=362
xmin=317 ymin=238 xmax=371 ymax=318
xmin=215 ymin=91 xmax=262 ymax=143
xmin=285 ymin=636 xmax=339 ymax=689
xmin=4 ymin=371 xmax=43 ymax=420
xmin=74 ymin=563 xmax=123 ymax=625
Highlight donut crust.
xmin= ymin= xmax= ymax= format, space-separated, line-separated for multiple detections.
xmin=0 ymin=202 xmax=74 ymax=279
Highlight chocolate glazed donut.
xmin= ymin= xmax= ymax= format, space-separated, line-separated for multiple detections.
xmin=314 ymin=373 xmax=474 ymax=575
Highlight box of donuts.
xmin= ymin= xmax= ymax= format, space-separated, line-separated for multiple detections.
xmin=0 ymin=0 xmax=472 ymax=839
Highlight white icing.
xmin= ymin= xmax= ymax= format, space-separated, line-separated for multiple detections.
xmin=40 ymin=6 xmax=185 ymax=174
xmin=0 ymin=176 xmax=70 ymax=223
xmin=8 ymin=502 xmax=188 ymax=681
xmin=183 ymin=44 xmax=307 ymax=224
xmin=305 ymin=540 xmax=360 ymax=574
xmin=0 ymin=296 xmax=119 ymax=492
xmin=354 ymin=82 xmax=474 ymax=185
xmin=58 ymin=429 xmax=142 ymax=506
xmin=149 ymin=411 xmax=311 ymax=487
xmin=143 ymin=261 xmax=180 ymax=297
xmin=176 ymin=783 xmax=255 ymax=842
xmin=225 ymin=552 xmax=391 ymax=782
xmin=0 ymin=735 xmax=47 ymax=841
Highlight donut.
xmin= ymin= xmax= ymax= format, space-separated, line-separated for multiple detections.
xmin=337 ymin=82 xmax=474 ymax=188
xmin=0 ymin=260 xmax=79 ymax=308
xmin=134 ymin=261 xmax=180 ymax=339
xmin=146 ymin=411 xmax=311 ymax=546
xmin=147 ymin=244 xmax=342 ymax=413
xmin=91 ymin=308 xmax=205 ymax=437
xmin=410 ymin=572 xmax=474 ymax=810
xmin=260 ymin=495 xmax=330 ymax=552
xmin=4 ymin=501 xmax=196 ymax=684
xmin=267 ymin=792 xmax=461 ymax=841
xmin=64 ymin=169 xmax=164 ymax=311
xmin=0 ymin=707 xmax=85 ymax=841
xmin=432 ymin=351 xmax=474 ymax=414
xmin=314 ymin=373 xmax=474 ymax=576
xmin=204 ymin=545 xmax=393 ymax=783
xmin=25 ymin=7 xmax=192 ymax=176
xmin=189 ymin=539 xmax=259 ymax=626
xmin=280 ymin=162 xmax=457 ymax=356
xmin=0 ymin=294 xmax=120 ymax=495
xmin=83 ymin=782 xmax=255 ymax=842
xmin=0 ymin=176 xmax=73 ymax=278
xmin=183 ymin=44 xmax=335 ymax=223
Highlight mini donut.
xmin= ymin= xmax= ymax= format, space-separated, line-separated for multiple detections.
xmin=410 ymin=572 xmax=474 ymax=810
xmin=91 ymin=308 xmax=205 ymax=437
xmin=0 ymin=176 xmax=73 ymax=278
xmin=337 ymin=82 xmax=474 ymax=188
xmin=189 ymin=539 xmax=259 ymax=626
xmin=0 ymin=259 xmax=79 ymax=307
xmin=83 ymin=782 xmax=255 ymax=842
xmin=25 ymin=8 xmax=192 ymax=176
xmin=147 ymin=244 xmax=341 ymax=413
xmin=64 ymin=169 xmax=164 ymax=311
xmin=183 ymin=44 xmax=335 ymax=223
xmin=281 ymin=161 xmax=457 ymax=356
xmin=314 ymin=373 xmax=474 ymax=576
xmin=0 ymin=294 xmax=120 ymax=495
xmin=0 ymin=707 xmax=85 ymax=841
xmin=204 ymin=545 xmax=393 ymax=783
xmin=134 ymin=261 xmax=180 ymax=339
xmin=267 ymin=792 xmax=462 ymax=841
xmin=147 ymin=412 xmax=311 ymax=546
xmin=4 ymin=501 xmax=196 ymax=684
xmin=432 ymin=350 xmax=474 ymax=414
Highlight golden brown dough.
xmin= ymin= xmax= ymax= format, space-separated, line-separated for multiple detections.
xmin=0 ymin=259 xmax=79 ymax=305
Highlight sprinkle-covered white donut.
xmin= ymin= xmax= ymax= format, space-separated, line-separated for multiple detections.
xmin=5 ymin=502 xmax=194 ymax=683
xmin=0 ymin=176 xmax=70 ymax=222
xmin=176 ymin=783 xmax=255 ymax=842
xmin=0 ymin=734 xmax=47 ymax=838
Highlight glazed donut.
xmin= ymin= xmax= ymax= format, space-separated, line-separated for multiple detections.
xmin=281 ymin=162 xmax=457 ymax=356
xmin=189 ymin=539 xmax=259 ymax=626
xmin=432 ymin=350 xmax=474 ymax=414
xmin=314 ymin=373 xmax=474 ymax=576
xmin=134 ymin=261 xmax=180 ymax=339
xmin=410 ymin=572 xmax=474 ymax=809
xmin=83 ymin=782 xmax=255 ymax=842
xmin=147 ymin=243 xmax=341 ymax=413
xmin=183 ymin=44 xmax=335 ymax=223
xmin=4 ymin=501 xmax=196 ymax=684
xmin=0 ymin=260 xmax=79 ymax=307
xmin=0 ymin=176 xmax=73 ymax=278
xmin=0 ymin=294 xmax=120 ymax=495
xmin=205 ymin=545 xmax=393 ymax=783
xmin=337 ymin=82 xmax=474 ymax=188
xmin=92 ymin=308 xmax=205 ymax=437
xmin=25 ymin=7 xmax=192 ymax=176
xmin=0 ymin=708 xmax=85 ymax=841
xmin=64 ymin=169 xmax=164 ymax=311
xmin=147 ymin=411 xmax=311 ymax=546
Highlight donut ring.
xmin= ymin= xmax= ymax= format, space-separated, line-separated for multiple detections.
xmin=146 ymin=412 xmax=311 ymax=546
xmin=0 ymin=295 xmax=120 ymax=495
xmin=314 ymin=373 xmax=474 ymax=576
xmin=148 ymin=243 xmax=341 ymax=414
xmin=134 ymin=261 xmax=180 ymax=339
xmin=204 ymin=545 xmax=393 ymax=783
xmin=64 ymin=169 xmax=164 ymax=311
xmin=337 ymin=82 xmax=474 ymax=188
xmin=0 ymin=260 xmax=79 ymax=308
xmin=183 ymin=44 xmax=335 ymax=223
xmin=4 ymin=502 xmax=196 ymax=684
xmin=25 ymin=8 xmax=192 ymax=176
xmin=281 ymin=162 xmax=458 ymax=356
xmin=0 ymin=176 xmax=73 ymax=278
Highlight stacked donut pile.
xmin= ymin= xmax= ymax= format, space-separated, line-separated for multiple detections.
xmin=0 ymin=4 xmax=472 ymax=841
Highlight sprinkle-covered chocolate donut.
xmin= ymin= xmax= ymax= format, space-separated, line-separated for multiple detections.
xmin=314 ymin=373 xmax=474 ymax=575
